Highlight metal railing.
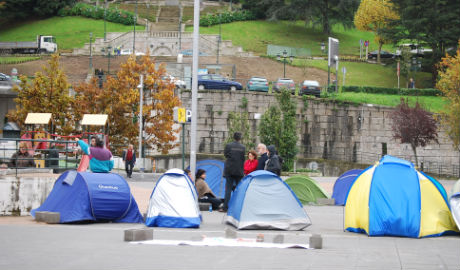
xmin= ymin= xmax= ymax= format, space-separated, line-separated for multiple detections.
xmin=0 ymin=138 xmax=81 ymax=176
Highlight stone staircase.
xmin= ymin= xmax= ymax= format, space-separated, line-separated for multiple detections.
xmin=150 ymin=5 xmax=181 ymax=32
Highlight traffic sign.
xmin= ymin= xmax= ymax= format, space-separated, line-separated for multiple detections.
xmin=173 ymin=107 xmax=186 ymax=123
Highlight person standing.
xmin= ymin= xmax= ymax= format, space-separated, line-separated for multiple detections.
xmin=195 ymin=169 xmax=223 ymax=211
xmin=243 ymin=150 xmax=258 ymax=175
xmin=222 ymin=132 xmax=245 ymax=212
xmin=265 ymin=145 xmax=282 ymax=176
xmin=256 ymin=143 xmax=268 ymax=171
xmin=122 ymin=144 xmax=136 ymax=178
xmin=408 ymin=77 xmax=415 ymax=89
xmin=76 ymin=137 xmax=113 ymax=173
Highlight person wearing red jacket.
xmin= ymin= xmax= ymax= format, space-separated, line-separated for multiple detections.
xmin=243 ymin=150 xmax=258 ymax=175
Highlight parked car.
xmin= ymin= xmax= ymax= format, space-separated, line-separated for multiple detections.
xmin=0 ymin=72 xmax=11 ymax=81
xmin=246 ymin=76 xmax=269 ymax=92
xmin=161 ymin=74 xmax=186 ymax=89
xmin=198 ymin=74 xmax=242 ymax=91
xmin=368 ymin=50 xmax=394 ymax=59
xmin=299 ymin=80 xmax=321 ymax=97
xmin=273 ymin=78 xmax=296 ymax=93
xmin=120 ymin=49 xmax=145 ymax=56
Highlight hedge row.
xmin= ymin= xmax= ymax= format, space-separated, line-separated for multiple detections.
xmin=341 ymin=85 xmax=442 ymax=96
xmin=200 ymin=10 xmax=256 ymax=27
xmin=58 ymin=3 xmax=137 ymax=25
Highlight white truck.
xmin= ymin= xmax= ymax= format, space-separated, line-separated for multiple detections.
xmin=0 ymin=35 xmax=57 ymax=54
xmin=395 ymin=43 xmax=432 ymax=57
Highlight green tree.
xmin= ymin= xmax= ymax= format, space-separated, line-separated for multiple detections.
xmin=389 ymin=0 xmax=460 ymax=81
xmin=259 ymin=89 xmax=298 ymax=171
xmin=354 ymin=0 xmax=399 ymax=63
xmin=7 ymin=54 xmax=75 ymax=135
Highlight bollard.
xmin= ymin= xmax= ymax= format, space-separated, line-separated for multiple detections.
xmin=35 ymin=211 xmax=48 ymax=222
xmin=273 ymin=234 xmax=284 ymax=244
xmin=317 ymin=198 xmax=335 ymax=205
xmin=309 ymin=234 xmax=322 ymax=249
xmin=225 ymin=227 xmax=237 ymax=239
xmin=199 ymin=202 xmax=211 ymax=211
xmin=124 ymin=228 xmax=154 ymax=242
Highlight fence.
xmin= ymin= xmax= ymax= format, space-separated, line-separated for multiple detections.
xmin=0 ymin=138 xmax=81 ymax=176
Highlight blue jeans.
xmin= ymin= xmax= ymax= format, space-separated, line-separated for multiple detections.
xmin=223 ymin=175 xmax=242 ymax=211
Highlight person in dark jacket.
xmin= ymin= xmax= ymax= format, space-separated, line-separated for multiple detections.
xmin=45 ymin=142 xmax=59 ymax=173
xmin=122 ymin=144 xmax=136 ymax=178
xmin=9 ymin=142 xmax=35 ymax=168
xmin=256 ymin=143 xmax=268 ymax=171
xmin=222 ymin=132 xmax=246 ymax=212
xmin=265 ymin=145 xmax=282 ymax=176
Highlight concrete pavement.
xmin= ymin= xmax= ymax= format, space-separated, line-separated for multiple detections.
xmin=0 ymin=173 xmax=459 ymax=269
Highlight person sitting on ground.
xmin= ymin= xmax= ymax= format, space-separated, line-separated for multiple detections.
xmin=256 ymin=143 xmax=268 ymax=171
xmin=184 ymin=169 xmax=193 ymax=181
xmin=244 ymin=150 xmax=258 ymax=175
xmin=195 ymin=169 xmax=223 ymax=211
xmin=75 ymin=137 xmax=113 ymax=173
xmin=265 ymin=145 xmax=282 ymax=176
xmin=9 ymin=142 xmax=35 ymax=168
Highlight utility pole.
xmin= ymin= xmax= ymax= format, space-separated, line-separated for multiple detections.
xmin=190 ymin=0 xmax=200 ymax=178
xmin=137 ymin=75 xmax=144 ymax=174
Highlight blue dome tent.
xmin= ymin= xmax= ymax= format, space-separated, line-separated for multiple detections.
xmin=226 ymin=170 xmax=311 ymax=230
xmin=331 ymin=169 xmax=363 ymax=205
xmin=146 ymin=169 xmax=201 ymax=228
xmin=187 ymin=159 xmax=226 ymax=198
xmin=31 ymin=171 xmax=144 ymax=223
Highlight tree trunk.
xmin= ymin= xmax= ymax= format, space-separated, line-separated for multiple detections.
xmin=411 ymin=144 xmax=418 ymax=168
xmin=377 ymin=42 xmax=383 ymax=64
xmin=322 ymin=0 xmax=330 ymax=35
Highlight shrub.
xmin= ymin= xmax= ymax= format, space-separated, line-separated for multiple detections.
xmin=200 ymin=10 xmax=255 ymax=27
xmin=341 ymin=85 xmax=442 ymax=96
xmin=58 ymin=3 xmax=137 ymax=25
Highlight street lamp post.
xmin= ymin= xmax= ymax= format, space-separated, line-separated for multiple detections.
xmin=107 ymin=46 xmax=112 ymax=75
xmin=137 ymin=75 xmax=144 ymax=175
xmin=133 ymin=0 xmax=137 ymax=53
xmin=104 ymin=0 xmax=107 ymax=41
xmin=89 ymin=32 xmax=93 ymax=71
xmin=277 ymin=50 xmax=293 ymax=78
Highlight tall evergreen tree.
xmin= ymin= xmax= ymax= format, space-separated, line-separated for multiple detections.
xmin=389 ymin=0 xmax=460 ymax=80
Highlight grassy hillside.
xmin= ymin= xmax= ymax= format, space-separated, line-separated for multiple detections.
xmin=189 ymin=20 xmax=395 ymax=56
xmin=292 ymin=59 xmax=432 ymax=89
xmin=0 ymin=17 xmax=145 ymax=51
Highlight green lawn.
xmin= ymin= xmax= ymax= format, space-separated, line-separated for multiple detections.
xmin=189 ymin=20 xmax=395 ymax=56
xmin=110 ymin=3 xmax=158 ymax=22
xmin=292 ymin=59 xmax=432 ymax=88
xmin=330 ymin=92 xmax=446 ymax=113
xmin=0 ymin=56 xmax=41 ymax=64
xmin=0 ymin=17 xmax=145 ymax=51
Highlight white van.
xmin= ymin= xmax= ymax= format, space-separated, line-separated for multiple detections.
xmin=395 ymin=43 xmax=432 ymax=57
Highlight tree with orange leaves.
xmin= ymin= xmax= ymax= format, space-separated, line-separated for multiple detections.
xmin=74 ymin=54 xmax=181 ymax=154
xmin=436 ymin=41 xmax=460 ymax=150
xmin=8 ymin=54 xmax=76 ymax=135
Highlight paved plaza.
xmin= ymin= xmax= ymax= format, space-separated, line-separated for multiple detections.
xmin=0 ymin=174 xmax=459 ymax=269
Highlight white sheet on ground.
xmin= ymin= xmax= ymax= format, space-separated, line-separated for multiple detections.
xmin=131 ymin=237 xmax=310 ymax=249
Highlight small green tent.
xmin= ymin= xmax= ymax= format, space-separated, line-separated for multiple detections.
xmin=285 ymin=175 xmax=329 ymax=204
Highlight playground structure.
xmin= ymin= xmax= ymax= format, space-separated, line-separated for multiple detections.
xmin=0 ymin=113 xmax=110 ymax=174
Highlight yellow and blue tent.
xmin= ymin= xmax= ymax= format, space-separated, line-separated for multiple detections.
xmin=344 ymin=155 xmax=459 ymax=238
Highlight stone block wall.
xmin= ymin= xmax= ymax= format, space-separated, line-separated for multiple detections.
xmin=172 ymin=91 xmax=459 ymax=176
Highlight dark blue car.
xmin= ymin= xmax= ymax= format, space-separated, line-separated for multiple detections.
xmin=198 ymin=74 xmax=243 ymax=91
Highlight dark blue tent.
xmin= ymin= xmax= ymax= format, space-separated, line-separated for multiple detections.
xmin=332 ymin=169 xmax=363 ymax=205
xmin=187 ymin=159 xmax=226 ymax=198
xmin=31 ymin=171 xmax=144 ymax=223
